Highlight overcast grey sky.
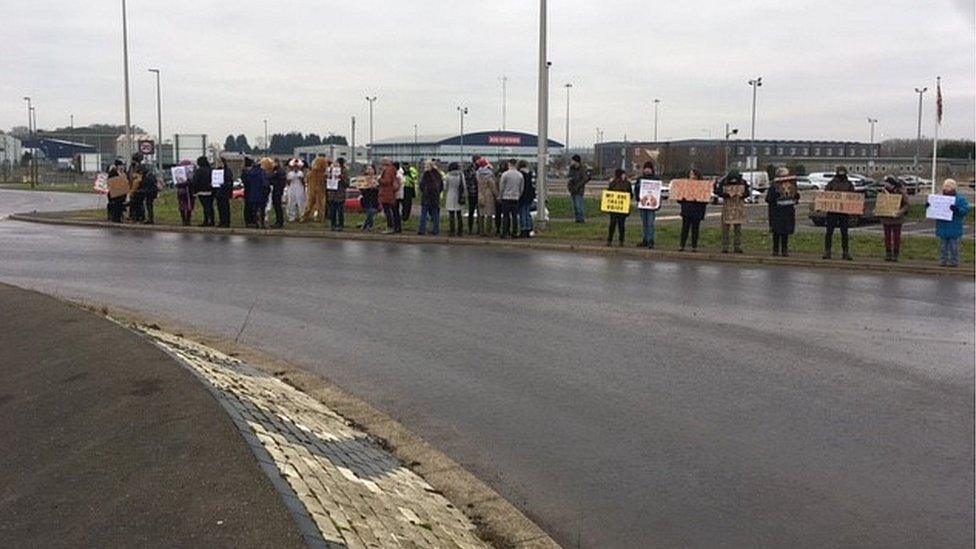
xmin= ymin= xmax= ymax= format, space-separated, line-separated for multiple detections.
xmin=2 ymin=1 xmax=974 ymax=146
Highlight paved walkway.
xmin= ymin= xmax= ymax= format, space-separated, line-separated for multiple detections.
xmin=0 ymin=283 xmax=304 ymax=547
xmin=135 ymin=326 xmax=489 ymax=549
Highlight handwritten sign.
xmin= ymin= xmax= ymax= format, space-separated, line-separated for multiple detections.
xmin=926 ymin=194 xmax=955 ymax=221
xmin=814 ymin=191 xmax=864 ymax=215
xmin=171 ymin=166 xmax=187 ymax=185
xmin=326 ymin=167 xmax=341 ymax=191
xmin=106 ymin=174 xmax=130 ymax=198
xmin=774 ymin=177 xmax=799 ymax=206
xmin=722 ymin=201 xmax=747 ymax=225
xmin=724 ymin=184 xmax=746 ymax=198
xmin=875 ymin=192 xmax=903 ymax=218
xmin=638 ymin=179 xmax=662 ymax=210
xmin=93 ymin=172 xmax=108 ymax=194
xmin=211 ymin=169 xmax=225 ymax=188
xmin=601 ymin=190 xmax=631 ymax=214
xmin=670 ymin=179 xmax=713 ymax=203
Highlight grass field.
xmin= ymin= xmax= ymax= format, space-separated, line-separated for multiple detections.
xmin=60 ymin=192 xmax=975 ymax=265
xmin=0 ymin=182 xmax=96 ymax=193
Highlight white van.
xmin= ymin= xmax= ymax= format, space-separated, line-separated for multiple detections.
xmin=741 ymin=171 xmax=770 ymax=191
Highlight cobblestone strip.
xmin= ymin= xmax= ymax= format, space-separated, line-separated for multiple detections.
xmin=133 ymin=325 xmax=489 ymax=549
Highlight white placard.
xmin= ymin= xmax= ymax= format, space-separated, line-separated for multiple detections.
xmin=171 ymin=166 xmax=187 ymax=185
xmin=638 ymin=179 xmax=662 ymax=210
xmin=93 ymin=172 xmax=108 ymax=194
xmin=211 ymin=169 xmax=224 ymax=188
xmin=326 ymin=167 xmax=342 ymax=191
xmin=926 ymin=194 xmax=955 ymax=221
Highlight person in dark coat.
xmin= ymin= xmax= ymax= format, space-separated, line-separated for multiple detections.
xmin=268 ymin=158 xmax=287 ymax=229
xmin=242 ymin=157 xmax=270 ymax=228
xmin=464 ymin=156 xmax=480 ymax=234
xmin=767 ymin=167 xmax=800 ymax=256
xmin=417 ymin=160 xmax=444 ymax=236
xmin=141 ymin=162 xmax=159 ymax=225
xmin=191 ymin=156 xmax=215 ymax=227
xmin=822 ymin=165 xmax=855 ymax=260
xmin=106 ymin=160 xmax=127 ymax=223
xmin=517 ymin=160 xmax=536 ymax=238
xmin=326 ymin=157 xmax=349 ymax=231
xmin=605 ymin=168 xmax=633 ymax=246
xmin=678 ymin=169 xmax=707 ymax=252
xmin=127 ymin=153 xmax=146 ymax=223
xmin=215 ymin=159 xmax=234 ymax=228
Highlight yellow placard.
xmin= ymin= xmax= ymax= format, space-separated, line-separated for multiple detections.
xmin=601 ymin=190 xmax=631 ymax=214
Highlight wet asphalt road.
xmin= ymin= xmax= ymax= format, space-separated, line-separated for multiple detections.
xmin=1 ymin=190 xmax=973 ymax=548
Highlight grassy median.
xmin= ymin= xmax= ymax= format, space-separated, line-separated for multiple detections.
xmin=53 ymin=192 xmax=975 ymax=265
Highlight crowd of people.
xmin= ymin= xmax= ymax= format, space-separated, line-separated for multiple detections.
xmin=105 ymin=153 xmax=969 ymax=268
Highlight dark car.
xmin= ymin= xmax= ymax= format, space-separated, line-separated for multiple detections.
xmin=808 ymin=187 xmax=879 ymax=227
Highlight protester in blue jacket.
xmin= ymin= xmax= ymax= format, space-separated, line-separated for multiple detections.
xmin=930 ymin=179 xmax=971 ymax=267
xmin=242 ymin=157 xmax=270 ymax=229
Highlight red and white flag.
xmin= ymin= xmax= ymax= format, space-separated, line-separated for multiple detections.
xmin=936 ymin=79 xmax=943 ymax=125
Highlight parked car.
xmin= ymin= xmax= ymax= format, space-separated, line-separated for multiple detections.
xmin=808 ymin=187 xmax=879 ymax=226
xmin=806 ymin=172 xmax=834 ymax=190
xmin=897 ymin=175 xmax=929 ymax=195
xmin=741 ymin=171 xmax=770 ymax=191
xmin=795 ymin=176 xmax=815 ymax=190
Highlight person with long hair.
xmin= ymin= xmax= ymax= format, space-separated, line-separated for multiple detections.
xmin=444 ymin=162 xmax=467 ymax=237
xmin=379 ymin=158 xmax=402 ymax=234
xmin=606 ymin=168 xmax=632 ymax=246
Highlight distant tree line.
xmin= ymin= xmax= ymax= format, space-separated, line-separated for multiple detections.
xmin=222 ymin=132 xmax=348 ymax=154
xmin=880 ymin=139 xmax=975 ymax=159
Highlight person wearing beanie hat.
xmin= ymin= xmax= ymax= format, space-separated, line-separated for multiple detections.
xmin=929 ymin=178 xmax=970 ymax=267
xmin=716 ymin=170 xmax=750 ymax=253
xmin=822 ymin=165 xmax=855 ymax=260
xmin=605 ymin=168 xmax=633 ymax=246
xmin=767 ymin=166 xmax=800 ymax=256
xmin=567 ymin=154 xmax=591 ymax=223
xmin=879 ymin=175 xmax=909 ymax=261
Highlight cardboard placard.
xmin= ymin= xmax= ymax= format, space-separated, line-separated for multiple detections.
xmin=926 ymin=194 xmax=955 ymax=221
xmin=211 ymin=169 xmax=225 ymax=188
xmin=669 ymin=179 xmax=713 ymax=202
xmin=107 ymin=174 xmax=130 ymax=198
xmin=874 ymin=192 xmax=903 ymax=218
xmin=171 ymin=166 xmax=188 ymax=185
xmin=601 ymin=190 xmax=631 ymax=214
xmin=774 ymin=177 xmax=799 ymax=206
xmin=813 ymin=191 xmax=864 ymax=215
xmin=724 ymin=184 xmax=746 ymax=198
xmin=638 ymin=179 xmax=662 ymax=210
xmin=722 ymin=201 xmax=747 ymax=225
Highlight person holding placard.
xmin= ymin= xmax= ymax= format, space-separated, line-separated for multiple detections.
xmin=822 ymin=166 xmax=855 ymax=260
xmin=767 ymin=167 xmax=800 ymax=257
xmin=878 ymin=176 xmax=909 ymax=262
xmin=634 ymin=161 xmax=660 ymax=249
xmin=378 ymin=158 xmax=402 ymax=234
xmin=358 ymin=165 xmax=380 ymax=232
xmin=325 ymin=157 xmax=348 ymax=231
xmin=604 ymin=169 xmax=633 ymax=247
xmin=191 ymin=156 xmax=215 ymax=227
xmin=172 ymin=162 xmax=194 ymax=226
xmin=929 ymin=179 xmax=970 ymax=267
xmin=678 ymin=169 xmax=708 ymax=252
xmin=127 ymin=153 xmax=146 ymax=223
xmin=106 ymin=160 xmax=127 ymax=223
xmin=215 ymin=159 xmax=234 ymax=228
xmin=717 ymin=171 xmax=750 ymax=254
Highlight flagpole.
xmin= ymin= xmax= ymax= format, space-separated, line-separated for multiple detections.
xmin=930 ymin=76 xmax=940 ymax=194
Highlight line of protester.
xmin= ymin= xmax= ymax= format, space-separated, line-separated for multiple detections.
xmin=105 ymin=154 xmax=969 ymax=268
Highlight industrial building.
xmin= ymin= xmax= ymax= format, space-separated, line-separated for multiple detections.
xmin=0 ymin=133 xmax=23 ymax=167
xmin=369 ymin=131 xmax=564 ymax=165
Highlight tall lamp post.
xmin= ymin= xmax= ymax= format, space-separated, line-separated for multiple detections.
xmin=867 ymin=117 xmax=878 ymax=146
xmin=148 ymin=68 xmax=162 ymax=173
xmin=263 ymin=119 xmax=268 ymax=153
xmin=724 ymin=123 xmax=738 ymax=174
xmin=413 ymin=124 xmax=419 ymax=163
xmin=536 ymin=0 xmax=550 ymax=228
xmin=365 ymin=96 xmax=377 ymax=164
xmin=747 ymin=76 xmax=763 ymax=169
xmin=563 ymin=83 xmax=573 ymax=157
xmin=121 ymin=0 xmax=133 ymax=162
xmin=653 ymin=98 xmax=661 ymax=141
xmin=457 ymin=107 xmax=468 ymax=164
xmin=23 ymin=96 xmax=33 ymax=188
xmin=499 ymin=75 xmax=508 ymax=130
xmin=913 ymin=87 xmax=927 ymax=172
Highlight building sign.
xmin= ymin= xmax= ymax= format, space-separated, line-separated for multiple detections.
xmin=138 ymin=140 xmax=155 ymax=155
xmin=488 ymin=135 xmax=521 ymax=146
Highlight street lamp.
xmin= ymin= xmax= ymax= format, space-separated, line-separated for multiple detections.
xmin=564 ymin=83 xmax=573 ymax=157
xmin=457 ymin=107 xmax=468 ymax=164
xmin=413 ymin=124 xmax=419 ymax=163
xmin=867 ymin=117 xmax=878 ymax=147
xmin=913 ymin=87 xmax=927 ymax=171
xmin=70 ymin=114 xmax=74 ymax=130
xmin=747 ymin=76 xmax=763 ymax=169
xmin=653 ymin=98 xmax=661 ymax=141
xmin=499 ymin=75 xmax=508 ymax=131
xmin=23 ymin=96 xmax=33 ymax=187
xmin=365 ymin=96 xmax=377 ymax=163
xmin=536 ymin=0 xmax=550 ymax=228
xmin=724 ymin=123 xmax=739 ymax=174
xmin=121 ymin=0 xmax=133 ymax=162
xmin=148 ymin=68 xmax=162 ymax=173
